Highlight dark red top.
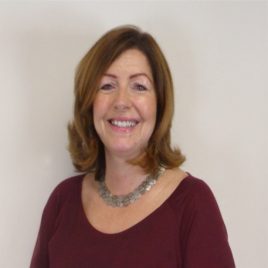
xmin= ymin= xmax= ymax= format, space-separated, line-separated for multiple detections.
xmin=30 ymin=173 xmax=235 ymax=268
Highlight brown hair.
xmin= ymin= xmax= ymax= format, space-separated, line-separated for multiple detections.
xmin=68 ymin=25 xmax=185 ymax=180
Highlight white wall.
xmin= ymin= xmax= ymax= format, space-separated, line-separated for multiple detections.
xmin=0 ymin=1 xmax=267 ymax=267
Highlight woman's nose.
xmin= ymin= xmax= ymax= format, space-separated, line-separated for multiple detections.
xmin=113 ymin=87 xmax=131 ymax=111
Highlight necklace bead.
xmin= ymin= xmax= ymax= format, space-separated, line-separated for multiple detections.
xmin=98 ymin=167 xmax=165 ymax=207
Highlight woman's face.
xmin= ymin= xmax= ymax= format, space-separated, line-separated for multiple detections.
xmin=93 ymin=49 xmax=157 ymax=160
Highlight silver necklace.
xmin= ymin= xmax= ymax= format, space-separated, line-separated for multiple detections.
xmin=97 ymin=167 xmax=165 ymax=207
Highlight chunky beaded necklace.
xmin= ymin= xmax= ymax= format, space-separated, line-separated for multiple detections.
xmin=97 ymin=167 xmax=165 ymax=207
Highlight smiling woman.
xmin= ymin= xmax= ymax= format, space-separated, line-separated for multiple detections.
xmin=68 ymin=25 xmax=185 ymax=179
xmin=30 ymin=25 xmax=235 ymax=268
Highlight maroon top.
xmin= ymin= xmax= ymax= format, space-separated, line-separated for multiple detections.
xmin=30 ymin=173 xmax=235 ymax=268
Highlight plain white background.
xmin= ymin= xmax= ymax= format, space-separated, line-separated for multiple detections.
xmin=0 ymin=1 xmax=267 ymax=267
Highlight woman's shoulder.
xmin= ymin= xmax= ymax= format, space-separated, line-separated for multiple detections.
xmin=180 ymin=173 xmax=214 ymax=194
xmin=168 ymin=171 xmax=220 ymax=211
xmin=47 ymin=173 xmax=85 ymax=203
xmin=54 ymin=173 xmax=85 ymax=191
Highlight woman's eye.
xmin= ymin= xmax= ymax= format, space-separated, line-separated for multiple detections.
xmin=133 ymin=83 xmax=147 ymax=91
xmin=100 ymin=83 xmax=114 ymax=90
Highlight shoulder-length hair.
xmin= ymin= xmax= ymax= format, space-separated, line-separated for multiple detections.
xmin=68 ymin=25 xmax=185 ymax=180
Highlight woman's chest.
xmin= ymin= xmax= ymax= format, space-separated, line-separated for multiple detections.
xmin=48 ymin=208 xmax=182 ymax=268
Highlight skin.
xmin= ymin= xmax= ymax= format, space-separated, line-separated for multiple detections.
xmin=93 ymin=48 xmax=157 ymax=162
xmin=82 ymin=49 xmax=188 ymax=234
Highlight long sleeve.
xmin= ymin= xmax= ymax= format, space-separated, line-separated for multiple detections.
xmin=180 ymin=179 xmax=235 ymax=268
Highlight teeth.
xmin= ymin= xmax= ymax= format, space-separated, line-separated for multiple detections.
xmin=110 ymin=120 xmax=137 ymax=128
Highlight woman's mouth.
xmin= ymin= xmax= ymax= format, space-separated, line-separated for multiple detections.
xmin=108 ymin=119 xmax=139 ymax=128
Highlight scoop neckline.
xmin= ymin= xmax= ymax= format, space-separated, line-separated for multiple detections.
xmin=78 ymin=172 xmax=192 ymax=239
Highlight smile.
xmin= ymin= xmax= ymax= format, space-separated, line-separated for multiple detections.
xmin=109 ymin=119 xmax=138 ymax=128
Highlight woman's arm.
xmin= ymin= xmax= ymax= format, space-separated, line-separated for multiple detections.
xmin=30 ymin=187 xmax=60 ymax=268
xmin=181 ymin=179 xmax=235 ymax=268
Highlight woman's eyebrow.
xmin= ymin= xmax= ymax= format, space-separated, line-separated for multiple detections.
xmin=103 ymin=73 xmax=153 ymax=83
xmin=102 ymin=73 xmax=117 ymax=79
xmin=130 ymin=73 xmax=153 ymax=83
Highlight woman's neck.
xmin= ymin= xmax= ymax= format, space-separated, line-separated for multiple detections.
xmin=103 ymin=153 xmax=147 ymax=195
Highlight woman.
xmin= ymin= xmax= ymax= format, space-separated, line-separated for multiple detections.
xmin=30 ymin=25 xmax=235 ymax=267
